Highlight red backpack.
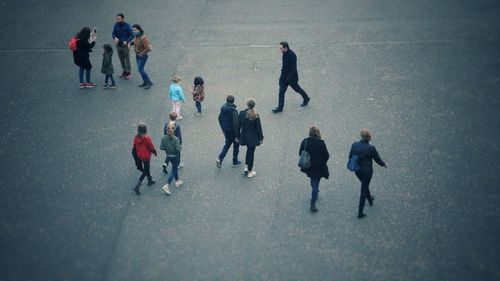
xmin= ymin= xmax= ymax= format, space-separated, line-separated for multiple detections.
xmin=68 ymin=36 xmax=78 ymax=52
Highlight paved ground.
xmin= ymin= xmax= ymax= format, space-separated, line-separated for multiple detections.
xmin=1 ymin=0 xmax=500 ymax=280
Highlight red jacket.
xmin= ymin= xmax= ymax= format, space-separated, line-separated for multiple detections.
xmin=133 ymin=135 xmax=157 ymax=161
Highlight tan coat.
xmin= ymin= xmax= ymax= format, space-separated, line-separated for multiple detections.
xmin=133 ymin=35 xmax=152 ymax=56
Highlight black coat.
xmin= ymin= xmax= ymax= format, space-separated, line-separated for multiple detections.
xmin=299 ymin=137 xmax=330 ymax=179
xmin=218 ymin=103 xmax=239 ymax=132
xmin=237 ymin=109 xmax=263 ymax=147
xmin=280 ymin=49 xmax=299 ymax=84
xmin=348 ymin=140 xmax=385 ymax=174
xmin=101 ymin=51 xmax=114 ymax=75
xmin=73 ymin=39 xmax=95 ymax=70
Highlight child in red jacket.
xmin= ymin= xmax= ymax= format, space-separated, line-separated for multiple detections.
xmin=132 ymin=123 xmax=157 ymax=195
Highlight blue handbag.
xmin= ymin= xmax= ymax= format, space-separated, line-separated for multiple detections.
xmin=347 ymin=154 xmax=360 ymax=172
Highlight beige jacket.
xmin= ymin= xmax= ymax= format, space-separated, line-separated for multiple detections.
xmin=133 ymin=35 xmax=152 ymax=56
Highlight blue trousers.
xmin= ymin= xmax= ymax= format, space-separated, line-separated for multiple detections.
xmin=136 ymin=54 xmax=151 ymax=84
xmin=79 ymin=67 xmax=91 ymax=83
xmin=310 ymin=177 xmax=320 ymax=205
xmin=166 ymin=156 xmax=179 ymax=184
xmin=218 ymin=130 xmax=239 ymax=163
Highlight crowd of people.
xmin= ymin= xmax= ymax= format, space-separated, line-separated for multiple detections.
xmin=71 ymin=13 xmax=387 ymax=219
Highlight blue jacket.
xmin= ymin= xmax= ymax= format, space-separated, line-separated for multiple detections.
xmin=218 ymin=103 xmax=239 ymax=132
xmin=112 ymin=22 xmax=134 ymax=43
xmin=348 ymin=140 xmax=385 ymax=174
xmin=169 ymin=83 xmax=186 ymax=102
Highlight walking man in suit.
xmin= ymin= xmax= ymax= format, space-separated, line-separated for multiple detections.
xmin=272 ymin=41 xmax=310 ymax=113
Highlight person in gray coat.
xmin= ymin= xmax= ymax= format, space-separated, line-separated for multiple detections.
xmin=101 ymin=44 xmax=116 ymax=89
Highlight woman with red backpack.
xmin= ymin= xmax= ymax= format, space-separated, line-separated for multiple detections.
xmin=72 ymin=27 xmax=97 ymax=89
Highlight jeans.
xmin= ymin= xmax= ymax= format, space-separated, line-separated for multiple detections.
xmin=164 ymin=152 xmax=181 ymax=168
xmin=310 ymin=177 xmax=320 ymax=205
xmin=245 ymin=146 xmax=256 ymax=171
xmin=218 ymin=130 xmax=239 ymax=163
xmin=195 ymin=101 xmax=202 ymax=113
xmin=136 ymin=54 xmax=151 ymax=84
xmin=79 ymin=67 xmax=91 ymax=83
xmin=105 ymin=74 xmax=116 ymax=85
xmin=138 ymin=161 xmax=152 ymax=182
xmin=278 ymin=81 xmax=309 ymax=109
xmin=116 ymin=45 xmax=131 ymax=74
xmin=355 ymin=171 xmax=373 ymax=214
xmin=166 ymin=156 xmax=179 ymax=184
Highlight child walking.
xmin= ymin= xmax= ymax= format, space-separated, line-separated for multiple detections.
xmin=101 ymin=44 xmax=116 ymax=89
xmin=160 ymin=123 xmax=183 ymax=195
xmin=162 ymin=111 xmax=183 ymax=172
xmin=169 ymin=76 xmax=186 ymax=120
xmin=132 ymin=123 xmax=157 ymax=195
xmin=191 ymin=76 xmax=205 ymax=116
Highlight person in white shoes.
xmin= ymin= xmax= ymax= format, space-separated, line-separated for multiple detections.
xmin=160 ymin=123 xmax=183 ymax=195
xmin=236 ymin=99 xmax=263 ymax=178
xmin=162 ymin=112 xmax=183 ymax=173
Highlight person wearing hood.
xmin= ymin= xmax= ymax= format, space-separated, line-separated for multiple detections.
xmin=216 ymin=95 xmax=241 ymax=168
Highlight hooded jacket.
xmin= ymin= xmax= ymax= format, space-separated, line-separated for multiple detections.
xmin=218 ymin=103 xmax=239 ymax=132
xmin=133 ymin=135 xmax=157 ymax=161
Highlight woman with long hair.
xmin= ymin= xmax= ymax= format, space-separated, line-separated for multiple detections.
xmin=73 ymin=26 xmax=97 ymax=88
xmin=236 ymin=99 xmax=264 ymax=178
xmin=131 ymin=24 xmax=153 ymax=89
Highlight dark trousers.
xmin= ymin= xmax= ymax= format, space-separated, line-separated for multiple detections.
xmin=79 ymin=67 xmax=91 ymax=83
xmin=278 ymin=81 xmax=309 ymax=109
xmin=138 ymin=161 xmax=152 ymax=182
xmin=310 ymin=177 xmax=320 ymax=205
xmin=166 ymin=156 xmax=179 ymax=184
xmin=116 ymin=45 xmax=131 ymax=74
xmin=164 ymin=152 xmax=181 ymax=167
xmin=195 ymin=101 xmax=202 ymax=113
xmin=104 ymin=74 xmax=116 ymax=85
xmin=136 ymin=54 xmax=151 ymax=84
xmin=355 ymin=172 xmax=373 ymax=214
xmin=218 ymin=130 xmax=239 ymax=163
xmin=245 ymin=146 xmax=256 ymax=171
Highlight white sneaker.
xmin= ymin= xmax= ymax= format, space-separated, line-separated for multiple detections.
xmin=178 ymin=162 xmax=184 ymax=169
xmin=244 ymin=165 xmax=248 ymax=175
xmin=247 ymin=171 xmax=256 ymax=178
xmin=176 ymin=116 xmax=183 ymax=120
xmin=162 ymin=184 xmax=171 ymax=195
xmin=175 ymin=180 xmax=183 ymax=188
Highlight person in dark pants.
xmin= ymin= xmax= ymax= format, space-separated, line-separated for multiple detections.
xmin=348 ymin=128 xmax=387 ymax=218
xmin=272 ymin=41 xmax=310 ymax=113
xmin=112 ymin=13 xmax=134 ymax=80
xmin=73 ymin=27 xmax=97 ymax=89
xmin=162 ymin=111 xmax=183 ymax=172
xmin=160 ymin=123 xmax=183 ymax=195
xmin=236 ymin=99 xmax=263 ymax=178
xmin=299 ymin=126 xmax=330 ymax=213
xmin=132 ymin=123 xmax=157 ymax=195
xmin=131 ymin=24 xmax=153 ymax=89
xmin=216 ymin=95 xmax=241 ymax=168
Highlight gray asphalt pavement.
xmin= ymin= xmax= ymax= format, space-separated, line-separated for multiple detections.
xmin=1 ymin=0 xmax=500 ymax=280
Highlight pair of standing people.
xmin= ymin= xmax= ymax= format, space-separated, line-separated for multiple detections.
xmin=217 ymin=96 xmax=264 ymax=178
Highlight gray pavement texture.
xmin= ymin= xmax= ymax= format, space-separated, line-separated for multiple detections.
xmin=1 ymin=0 xmax=500 ymax=280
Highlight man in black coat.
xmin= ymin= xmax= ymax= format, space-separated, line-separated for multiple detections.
xmin=272 ymin=41 xmax=310 ymax=113
xmin=216 ymin=95 xmax=241 ymax=168
xmin=348 ymin=129 xmax=387 ymax=219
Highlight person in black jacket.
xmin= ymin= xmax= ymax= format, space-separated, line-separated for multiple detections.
xmin=217 ymin=95 xmax=241 ymax=168
xmin=348 ymin=128 xmax=387 ymax=219
xmin=73 ymin=27 xmax=97 ymax=89
xmin=272 ymin=41 xmax=310 ymax=113
xmin=237 ymin=99 xmax=263 ymax=178
xmin=299 ymin=126 xmax=329 ymax=213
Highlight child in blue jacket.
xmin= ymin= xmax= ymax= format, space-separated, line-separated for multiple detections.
xmin=169 ymin=76 xmax=186 ymax=120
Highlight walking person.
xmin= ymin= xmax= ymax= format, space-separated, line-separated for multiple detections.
xmin=272 ymin=41 xmax=310 ymax=113
xmin=73 ymin=27 xmax=97 ymax=89
xmin=101 ymin=44 xmax=116 ymax=89
xmin=162 ymin=111 xmax=183 ymax=173
xmin=160 ymin=123 xmax=183 ymax=195
xmin=112 ymin=13 xmax=134 ymax=80
xmin=299 ymin=126 xmax=330 ymax=213
xmin=216 ymin=95 xmax=241 ymax=168
xmin=348 ymin=128 xmax=387 ymax=219
xmin=191 ymin=76 xmax=205 ymax=117
xmin=169 ymin=76 xmax=186 ymax=120
xmin=236 ymin=99 xmax=263 ymax=178
xmin=132 ymin=123 xmax=157 ymax=195
xmin=131 ymin=24 xmax=153 ymax=89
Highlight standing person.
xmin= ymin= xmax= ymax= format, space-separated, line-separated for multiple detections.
xmin=272 ymin=41 xmax=310 ymax=113
xmin=101 ymin=44 xmax=116 ymax=89
xmin=160 ymin=123 xmax=183 ymax=195
xmin=236 ymin=99 xmax=263 ymax=178
xmin=131 ymin=24 xmax=153 ymax=89
xmin=191 ymin=76 xmax=205 ymax=117
xmin=169 ymin=76 xmax=186 ymax=120
xmin=348 ymin=128 xmax=387 ymax=219
xmin=73 ymin=27 xmax=97 ymax=89
xmin=162 ymin=111 xmax=183 ymax=173
xmin=216 ymin=95 xmax=241 ymax=168
xmin=299 ymin=126 xmax=330 ymax=213
xmin=112 ymin=13 xmax=134 ymax=80
xmin=132 ymin=123 xmax=157 ymax=195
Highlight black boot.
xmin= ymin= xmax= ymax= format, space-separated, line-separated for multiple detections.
xmin=368 ymin=195 xmax=375 ymax=206
xmin=310 ymin=203 xmax=318 ymax=213
xmin=133 ymin=181 xmax=141 ymax=195
xmin=147 ymin=177 xmax=156 ymax=186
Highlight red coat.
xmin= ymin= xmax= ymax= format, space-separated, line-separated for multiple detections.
xmin=133 ymin=135 xmax=157 ymax=161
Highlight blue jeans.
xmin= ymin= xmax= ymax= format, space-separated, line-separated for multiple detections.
xmin=310 ymin=177 xmax=320 ymax=205
xmin=164 ymin=152 xmax=181 ymax=168
xmin=136 ymin=54 xmax=151 ymax=84
xmin=218 ymin=130 xmax=239 ymax=164
xmin=166 ymin=156 xmax=179 ymax=184
xmin=195 ymin=101 xmax=202 ymax=113
xmin=79 ymin=67 xmax=91 ymax=83
xmin=105 ymin=74 xmax=115 ymax=85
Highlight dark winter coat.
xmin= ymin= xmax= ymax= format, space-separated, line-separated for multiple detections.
xmin=348 ymin=140 xmax=386 ymax=174
xmin=237 ymin=109 xmax=263 ymax=147
xmin=73 ymin=39 xmax=95 ymax=70
xmin=280 ymin=49 xmax=299 ymax=84
xmin=101 ymin=51 xmax=114 ymax=75
xmin=299 ymin=137 xmax=330 ymax=179
xmin=218 ymin=103 xmax=239 ymax=132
